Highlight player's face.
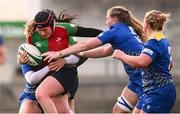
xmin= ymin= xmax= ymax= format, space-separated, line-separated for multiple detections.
xmin=105 ymin=12 xmax=116 ymax=27
xmin=37 ymin=27 xmax=52 ymax=39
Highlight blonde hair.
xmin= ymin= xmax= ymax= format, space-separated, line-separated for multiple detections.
xmin=145 ymin=10 xmax=170 ymax=31
xmin=24 ymin=19 xmax=36 ymax=38
xmin=107 ymin=6 xmax=146 ymax=42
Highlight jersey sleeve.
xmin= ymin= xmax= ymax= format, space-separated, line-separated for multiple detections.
xmin=142 ymin=39 xmax=160 ymax=61
xmin=68 ymin=36 xmax=78 ymax=46
xmin=21 ymin=64 xmax=33 ymax=75
xmin=57 ymin=23 xmax=77 ymax=36
xmin=96 ymin=29 xmax=114 ymax=44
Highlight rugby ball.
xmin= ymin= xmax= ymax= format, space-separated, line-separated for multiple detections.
xmin=18 ymin=43 xmax=42 ymax=66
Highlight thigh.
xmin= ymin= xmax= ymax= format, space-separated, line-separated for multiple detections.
xmin=50 ymin=67 xmax=78 ymax=99
xmin=122 ymin=86 xmax=139 ymax=105
xmin=37 ymin=76 xmax=64 ymax=97
xmin=19 ymin=99 xmax=42 ymax=113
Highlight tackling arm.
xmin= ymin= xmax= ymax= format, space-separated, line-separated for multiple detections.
xmin=79 ymin=44 xmax=113 ymax=58
xmin=25 ymin=66 xmax=49 ymax=84
xmin=112 ymin=50 xmax=152 ymax=68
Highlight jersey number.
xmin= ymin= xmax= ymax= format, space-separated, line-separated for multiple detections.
xmin=128 ymin=26 xmax=142 ymax=43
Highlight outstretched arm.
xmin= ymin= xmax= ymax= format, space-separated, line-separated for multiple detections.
xmin=112 ymin=49 xmax=152 ymax=68
xmin=24 ymin=54 xmax=80 ymax=84
xmin=42 ymin=38 xmax=103 ymax=62
xmin=24 ymin=66 xmax=49 ymax=84
xmin=79 ymin=44 xmax=113 ymax=58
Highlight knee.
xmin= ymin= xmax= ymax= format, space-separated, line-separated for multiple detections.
xmin=35 ymin=87 xmax=48 ymax=102
xmin=113 ymin=96 xmax=134 ymax=113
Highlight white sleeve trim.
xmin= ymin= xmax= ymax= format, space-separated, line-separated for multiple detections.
xmin=142 ymin=48 xmax=153 ymax=55
xmin=24 ymin=66 xmax=49 ymax=84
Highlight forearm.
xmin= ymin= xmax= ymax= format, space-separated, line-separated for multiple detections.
xmin=25 ymin=66 xmax=49 ymax=84
xmin=120 ymin=54 xmax=143 ymax=68
xmin=60 ymin=41 xmax=88 ymax=56
xmin=80 ymin=46 xmax=113 ymax=58
xmin=59 ymin=38 xmax=102 ymax=57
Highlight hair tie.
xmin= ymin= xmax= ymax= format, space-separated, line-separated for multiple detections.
xmin=157 ymin=14 xmax=160 ymax=20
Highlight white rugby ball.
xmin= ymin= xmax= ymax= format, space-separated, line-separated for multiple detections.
xmin=18 ymin=43 xmax=42 ymax=66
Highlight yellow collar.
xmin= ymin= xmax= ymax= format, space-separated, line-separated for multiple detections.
xmin=148 ymin=32 xmax=166 ymax=41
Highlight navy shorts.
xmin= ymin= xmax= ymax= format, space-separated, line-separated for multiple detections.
xmin=136 ymin=83 xmax=176 ymax=113
xmin=48 ymin=67 xmax=78 ymax=99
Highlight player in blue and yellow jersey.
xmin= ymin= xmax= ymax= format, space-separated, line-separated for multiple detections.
xmin=112 ymin=10 xmax=176 ymax=113
xmin=18 ymin=9 xmax=102 ymax=113
xmin=42 ymin=6 xmax=146 ymax=113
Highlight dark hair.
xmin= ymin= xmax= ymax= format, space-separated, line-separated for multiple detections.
xmin=107 ymin=6 xmax=146 ymax=42
xmin=56 ymin=9 xmax=77 ymax=23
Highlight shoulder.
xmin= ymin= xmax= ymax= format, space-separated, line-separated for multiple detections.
xmin=98 ymin=28 xmax=114 ymax=38
xmin=56 ymin=22 xmax=75 ymax=27
xmin=29 ymin=31 xmax=41 ymax=43
xmin=31 ymin=31 xmax=41 ymax=38
xmin=55 ymin=25 xmax=68 ymax=32
xmin=146 ymin=32 xmax=167 ymax=48
xmin=56 ymin=23 xmax=76 ymax=29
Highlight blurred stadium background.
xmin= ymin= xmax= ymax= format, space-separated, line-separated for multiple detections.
xmin=0 ymin=0 xmax=180 ymax=113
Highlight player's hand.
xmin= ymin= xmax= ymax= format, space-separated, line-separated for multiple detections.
xmin=48 ymin=58 xmax=66 ymax=71
xmin=42 ymin=51 xmax=60 ymax=63
xmin=17 ymin=51 xmax=29 ymax=64
xmin=112 ymin=49 xmax=124 ymax=60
